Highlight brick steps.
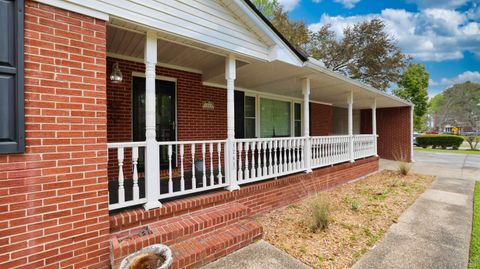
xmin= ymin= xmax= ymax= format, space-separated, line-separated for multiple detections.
xmin=170 ymin=219 xmax=263 ymax=269
xmin=110 ymin=202 xmax=261 ymax=268
xmin=148 ymin=202 xmax=250 ymax=245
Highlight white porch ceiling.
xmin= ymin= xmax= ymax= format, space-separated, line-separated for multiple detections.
xmin=107 ymin=25 xmax=410 ymax=110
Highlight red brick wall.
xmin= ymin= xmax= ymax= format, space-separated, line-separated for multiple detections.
xmin=310 ymin=103 xmax=332 ymax=136
xmin=106 ymin=57 xmax=227 ymax=143
xmin=361 ymin=107 xmax=412 ymax=161
xmin=0 ymin=2 xmax=110 ymax=268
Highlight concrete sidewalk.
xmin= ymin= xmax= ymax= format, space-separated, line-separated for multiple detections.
xmin=352 ymin=177 xmax=475 ymax=269
xmin=202 ymin=240 xmax=310 ymax=269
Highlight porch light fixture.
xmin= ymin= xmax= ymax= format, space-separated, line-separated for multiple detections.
xmin=110 ymin=62 xmax=123 ymax=83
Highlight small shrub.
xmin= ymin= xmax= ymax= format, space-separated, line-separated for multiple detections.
xmin=393 ymin=149 xmax=412 ymax=176
xmin=416 ymin=134 xmax=464 ymax=149
xmin=351 ymin=200 xmax=360 ymax=211
xmin=465 ymin=135 xmax=480 ymax=150
xmin=309 ymin=199 xmax=329 ymax=232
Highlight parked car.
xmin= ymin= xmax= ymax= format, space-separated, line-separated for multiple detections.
xmin=413 ymin=132 xmax=421 ymax=146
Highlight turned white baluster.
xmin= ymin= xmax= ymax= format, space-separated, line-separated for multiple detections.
xmin=217 ymin=142 xmax=223 ymax=183
xmin=132 ymin=146 xmax=139 ymax=201
xmin=180 ymin=144 xmax=185 ymax=191
xmin=268 ymin=141 xmax=273 ymax=175
xmin=244 ymin=142 xmax=250 ymax=180
xmin=238 ymin=142 xmax=243 ymax=181
xmin=168 ymin=144 xmax=173 ymax=194
xmin=273 ymin=140 xmax=277 ymax=175
xmin=191 ymin=144 xmax=196 ymax=190
xmin=202 ymin=143 xmax=207 ymax=187
xmin=210 ymin=143 xmax=214 ymax=186
xmin=257 ymin=141 xmax=262 ymax=177
xmin=117 ymin=147 xmax=125 ymax=204
xmin=262 ymin=141 xmax=267 ymax=176
xmin=251 ymin=142 xmax=256 ymax=179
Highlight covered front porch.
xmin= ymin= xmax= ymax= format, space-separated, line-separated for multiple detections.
xmin=105 ymin=21 xmax=411 ymax=212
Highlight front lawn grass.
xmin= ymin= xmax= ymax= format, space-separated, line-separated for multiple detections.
xmin=469 ymin=181 xmax=480 ymax=269
xmin=256 ymin=170 xmax=435 ymax=269
xmin=414 ymin=146 xmax=480 ymax=155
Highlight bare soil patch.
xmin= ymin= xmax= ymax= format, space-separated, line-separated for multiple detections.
xmin=256 ymin=170 xmax=435 ymax=269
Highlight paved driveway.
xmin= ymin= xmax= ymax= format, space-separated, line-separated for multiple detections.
xmin=380 ymin=150 xmax=480 ymax=180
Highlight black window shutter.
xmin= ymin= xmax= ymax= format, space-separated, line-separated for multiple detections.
xmin=234 ymin=90 xmax=245 ymax=139
xmin=0 ymin=0 xmax=24 ymax=154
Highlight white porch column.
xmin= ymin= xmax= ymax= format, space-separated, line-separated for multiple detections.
xmin=348 ymin=91 xmax=354 ymax=162
xmin=225 ymin=54 xmax=239 ymax=191
xmin=302 ymin=78 xmax=312 ymax=172
xmin=143 ymin=31 xmax=161 ymax=210
xmin=372 ymin=99 xmax=378 ymax=156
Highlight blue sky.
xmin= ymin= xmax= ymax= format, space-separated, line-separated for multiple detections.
xmin=276 ymin=0 xmax=480 ymax=97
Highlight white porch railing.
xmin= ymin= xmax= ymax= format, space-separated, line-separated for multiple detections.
xmin=156 ymin=140 xmax=228 ymax=200
xmin=107 ymin=141 xmax=147 ymax=210
xmin=107 ymin=135 xmax=376 ymax=210
xmin=235 ymin=137 xmax=306 ymax=185
xmin=311 ymin=135 xmax=350 ymax=168
xmin=353 ymin=135 xmax=376 ymax=159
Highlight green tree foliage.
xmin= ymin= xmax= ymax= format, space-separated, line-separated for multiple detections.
xmin=439 ymin=82 xmax=480 ymax=132
xmin=270 ymin=6 xmax=310 ymax=50
xmin=252 ymin=1 xmax=408 ymax=92
xmin=251 ymin=0 xmax=311 ymax=50
xmin=250 ymin=0 xmax=278 ymax=19
xmin=392 ymin=63 xmax=429 ymax=131
xmin=309 ymin=19 xmax=409 ymax=91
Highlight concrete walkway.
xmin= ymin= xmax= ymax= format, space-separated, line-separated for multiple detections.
xmin=380 ymin=150 xmax=480 ymax=180
xmin=202 ymin=240 xmax=310 ymax=269
xmin=352 ymin=176 xmax=475 ymax=269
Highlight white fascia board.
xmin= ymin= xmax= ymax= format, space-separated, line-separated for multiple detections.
xmin=35 ymin=0 xmax=109 ymax=21
xmin=229 ymin=0 xmax=303 ymax=66
xmin=304 ymin=58 xmax=413 ymax=107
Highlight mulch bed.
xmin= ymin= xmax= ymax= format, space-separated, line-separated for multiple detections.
xmin=256 ymin=170 xmax=435 ymax=269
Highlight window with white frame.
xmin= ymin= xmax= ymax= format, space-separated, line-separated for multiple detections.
xmin=244 ymin=95 xmax=256 ymax=138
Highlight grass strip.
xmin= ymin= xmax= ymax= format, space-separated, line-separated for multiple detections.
xmin=469 ymin=181 xmax=480 ymax=269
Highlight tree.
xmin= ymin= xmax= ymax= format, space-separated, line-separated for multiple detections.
xmin=252 ymin=0 xmax=309 ymax=50
xmin=250 ymin=0 xmax=278 ymax=19
xmin=309 ymin=19 xmax=409 ymax=91
xmin=441 ymin=82 xmax=480 ymax=132
xmin=427 ymin=93 xmax=445 ymax=131
xmin=392 ymin=63 xmax=429 ymax=131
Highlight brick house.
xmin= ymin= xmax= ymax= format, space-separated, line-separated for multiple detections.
xmin=0 ymin=0 xmax=413 ymax=268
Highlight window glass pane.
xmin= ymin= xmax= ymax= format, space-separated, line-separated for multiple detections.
xmin=245 ymin=96 xmax=256 ymax=117
xmin=245 ymin=119 xmax=256 ymax=138
xmin=295 ymin=121 xmax=301 ymax=137
xmin=260 ymin=98 xmax=290 ymax=137
xmin=294 ymin=103 xmax=301 ymax=120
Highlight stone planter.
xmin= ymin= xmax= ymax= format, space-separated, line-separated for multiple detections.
xmin=119 ymin=244 xmax=173 ymax=269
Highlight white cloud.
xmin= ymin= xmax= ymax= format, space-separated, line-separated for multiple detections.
xmin=308 ymin=7 xmax=480 ymax=61
xmin=333 ymin=0 xmax=361 ymax=9
xmin=439 ymin=71 xmax=480 ymax=86
xmin=406 ymin=0 xmax=470 ymax=9
xmin=277 ymin=0 xmax=301 ymax=11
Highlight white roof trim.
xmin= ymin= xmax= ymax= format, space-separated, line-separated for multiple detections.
xmin=305 ymin=57 xmax=412 ymax=107
xmin=222 ymin=0 xmax=304 ymax=66
xmin=35 ymin=0 xmax=109 ymax=21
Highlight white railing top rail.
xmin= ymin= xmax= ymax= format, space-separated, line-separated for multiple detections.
xmin=311 ymin=135 xmax=350 ymax=139
xmin=107 ymin=141 xmax=147 ymax=148
xmin=157 ymin=139 xmax=227 ymax=145
xmin=236 ymin=136 xmax=307 ymax=143
xmin=353 ymin=134 xmax=376 ymax=137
